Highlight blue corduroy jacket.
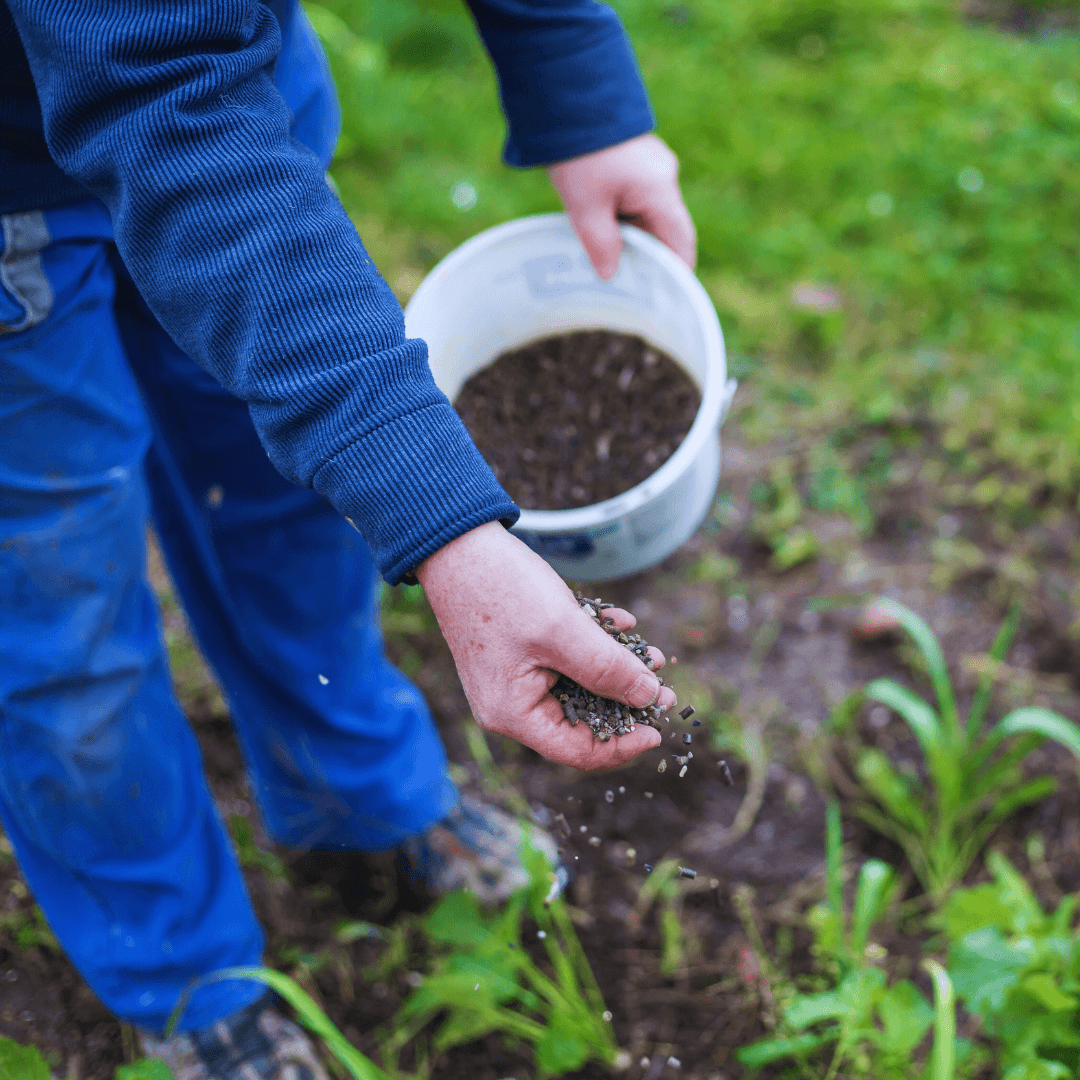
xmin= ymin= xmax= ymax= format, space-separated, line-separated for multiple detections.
xmin=0 ymin=0 xmax=654 ymax=583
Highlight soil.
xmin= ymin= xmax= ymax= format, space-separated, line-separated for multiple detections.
xmin=454 ymin=331 xmax=700 ymax=510
xmin=4 ymin=420 xmax=1080 ymax=1080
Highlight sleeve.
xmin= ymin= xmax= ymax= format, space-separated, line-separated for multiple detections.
xmin=6 ymin=0 xmax=518 ymax=585
xmin=465 ymin=0 xmax=656 ymax=168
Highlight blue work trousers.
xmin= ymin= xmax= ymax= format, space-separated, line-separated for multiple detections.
xmin=0 ymin=195 xmax=455 ymax=1032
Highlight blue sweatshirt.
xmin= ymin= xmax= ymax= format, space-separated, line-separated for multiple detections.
xmin=1 ymin=0 xmax=654 ymax=584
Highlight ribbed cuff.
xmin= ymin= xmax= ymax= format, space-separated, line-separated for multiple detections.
xmin=499 ymin=26 xmax=655 ymax=168
xmin=313 ymin=401 xmax=520 ymax=585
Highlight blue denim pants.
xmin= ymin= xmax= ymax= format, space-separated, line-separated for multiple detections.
xmin=0 ymin=17 xmax=456 ymax=1028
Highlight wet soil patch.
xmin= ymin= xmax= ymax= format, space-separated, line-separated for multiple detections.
xmin=454 ymin=330 xmax=700 ymax=510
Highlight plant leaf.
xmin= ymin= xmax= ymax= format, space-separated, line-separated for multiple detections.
xmin=870 ymin=599 xmax=957 ymax=732
xmin=1020 ymin=974 xmax=1078 ymax=1013
xmin=855 ymin=748 xmax=929 ymax=834
xmin=423 ymin=889 xmax=490 ymax=947
xmin=850 ymin=859 xmax=894 ymax=960
xmin=948 ymin=927 xmax=1028 ymax=1018
xmin=986 ymin=851 xmax=1046 ymax=935
xmin=785 ymin=989 xmax=848 ymax=1030
xmin=878 ymin=980 xmax=933 ymax=1056
xmin=736 ymin=1031 xmax=838 ymax=1066
xmin=994 ymin=708 xmax=1080 ymax=759
xmin=534 ymin=1008 xmax=591 ymax=1075
xmin=866 ymin=678 xmax=943 ymax=758
xmin=923 ymin=960 xmax=956 ymax=1080
xmin=116 ymin=1064 xmax=174 ymax=1080
xmin=967 ymin=604 xmax=1021 ymax=740
xmin=0 ymin=1038 xmax=51 ymax=1080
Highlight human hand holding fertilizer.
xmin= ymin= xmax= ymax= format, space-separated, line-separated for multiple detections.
xmin=419 ymin=522 xmax=675 ymax=771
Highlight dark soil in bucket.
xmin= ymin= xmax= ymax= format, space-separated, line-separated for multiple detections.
xmin=454 ymin=330 xmax=701 ymax=510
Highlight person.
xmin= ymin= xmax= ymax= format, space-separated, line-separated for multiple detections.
xmin=0 ymin=0 xmax=696 ymax=1075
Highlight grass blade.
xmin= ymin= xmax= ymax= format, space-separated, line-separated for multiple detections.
xmin=850 ymin=860 xmax=894 ymax=961
xmin=854 ymin=748 xmax=929 ymax=834
xmin=736 ymin=1030 xmax=838 ymax=1067
xmin=167 ymin=967 xmax=390 ymax=1080
xmin=993 ymin=707 xmax=1080 ymax=758
xmin=865 ymin=679 xmax=943 ymax=758
xmin=825 ymin=802 xmax=844 ymax=930
xmin=966 ymin=605 xmax=1021 ymax=741
xmin=922 ymin=960 xmax=956 ymax=1080
xmin=871 ymin=600 xmax=957 ymax=734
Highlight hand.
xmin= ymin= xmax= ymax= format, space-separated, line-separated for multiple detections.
xmin=547 ymin=133 xmax=696 ymax=281
xmin=417 ymin=522 xmax=676 ymax=770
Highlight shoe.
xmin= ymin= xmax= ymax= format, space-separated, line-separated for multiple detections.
xmin=398 ymin=794 xmax=569 ymax=906
xmin=138 ymin=994 xmax=329 ymax=1080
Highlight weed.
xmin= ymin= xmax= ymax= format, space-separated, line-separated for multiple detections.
xmin=634 ymin=859 xmax=688 ymax=978
xmin=945 ymin=850 xmax=1080 ymax=1079
xmin=381 ymin=836 xmax=622 ymax=1078
xmin=831 ymin=599 xmax=1080 ymax=906
xmin=736 ymin=804 xmax=957 ymax=1079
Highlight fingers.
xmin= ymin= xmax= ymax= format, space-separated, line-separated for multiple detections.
xmin=636 ymin=194 xmax=697 ymax=271
xmin=510 ymin=696 xmax=663 ymax=770
xmin=570 ymin=206 xmax=623 ymax=282
xmin=547 ymin=607 xmax=676 ymax=711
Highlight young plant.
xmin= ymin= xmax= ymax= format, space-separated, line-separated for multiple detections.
xmin=832 ymin=599 xmax=1080 ymax=906
xmin=737 ymin=803 xmax=947 ymax=1079
xmin=382 ymin=836 xmax=622 ymax=1078
xmin=945 ymin=850 xmax=1080 ymax=1079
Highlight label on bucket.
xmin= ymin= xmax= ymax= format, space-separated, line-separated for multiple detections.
xmin=521 ymin=254 xmax=651 ymax=305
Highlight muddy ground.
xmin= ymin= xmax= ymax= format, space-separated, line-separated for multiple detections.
xmin=3 ymin=418 xmax=1080 ymax=1080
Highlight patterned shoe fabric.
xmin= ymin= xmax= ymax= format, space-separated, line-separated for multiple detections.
xmin=138 ymin=995 xmax=329 ymax=1080
xmin=399 ymin=794 xmax=569 ymax=906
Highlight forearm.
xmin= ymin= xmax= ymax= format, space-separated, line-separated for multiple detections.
xmin=8 ymin=0 xmax=515 ymax=583
xmin=465 ymin=0 xmax=655 ymax=167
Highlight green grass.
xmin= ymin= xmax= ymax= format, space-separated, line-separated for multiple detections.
xmin=313 ymin=0 xmax=1080 ymax=498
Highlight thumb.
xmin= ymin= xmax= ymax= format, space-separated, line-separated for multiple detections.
xmin=550 ymin=616 xmax=670 ymax=710
xmin=570 ymin=205 xmax=623 ymax=281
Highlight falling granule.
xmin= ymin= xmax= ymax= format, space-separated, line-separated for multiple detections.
xmin=682 ymin=733 xmax=692 ymax=745
xmin=718 ymin=760 xmax=734 ymax=786
xmin=692 ymin=719 xmax=701 ymax=727
xmin=473 ymin=983 xmax=480 ymax=991
xmin=678 ymin=765 xmax=688 ymax=777
xmin=579 ymin=824 xmax=588 ymax=833
xmin=317 ymin=674 xmax=329 ymax=685
xmin=626 ymin=847 xmax=637 ymax=862
xmin=645 ymin=864 xmax=653 ymax=872
xmin=679 ymin=705 xmax=696 ymax=720
xmin=537 ymin=930 xmax=547 ymax=939
xmin=671 ymin=656 xmax=678 ymax=664
xmin=602 ymin=1011 xmax=613 ymax=1021
xmin=678 ymin=867 xmax=696 ymax=879
xmin=618 ymin=786 xmax=626 ymax=794
xmin=640 ymin=1059 xmax=650 ymax=1069
xmin=668 ymin=1056 xmax=682 ymax=1069
xmin=588 ymin=836 xmax=601 ymax=847
xmin=657 ymin=759 xmax=667 ymax=773
xmin=605 ymin=789 xmax=614 ymax=803
xmin=644 ymin=791 xmax=654 ymax=799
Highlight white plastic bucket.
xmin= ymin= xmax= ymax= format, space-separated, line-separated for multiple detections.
xmin=403 ymin=213 xmax=734 ymax=581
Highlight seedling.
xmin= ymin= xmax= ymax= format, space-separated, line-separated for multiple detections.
xmin=737 ymin=804 xmax=953 ymax=1079
xmin=831 ymin=599 xmax=1080 ymax=906
xmin=945 ymin=850 xmax=1080 ymax=1079
xmin=382 ymin=834 xmax=622 ymax=1078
